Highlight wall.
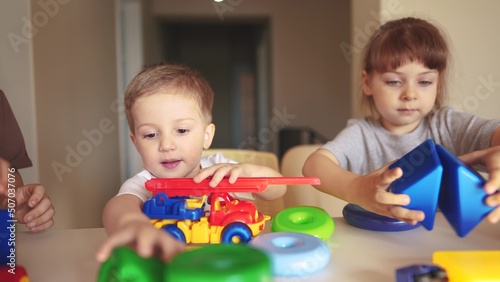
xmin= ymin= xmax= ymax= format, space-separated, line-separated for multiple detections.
xmin=148 ymin=0 xmax=352 ymax=146
xmin=31 ymin=0 xmax=120 ymax=229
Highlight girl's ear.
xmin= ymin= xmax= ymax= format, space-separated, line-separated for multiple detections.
xmin=203 ymin=123 xmax=216 ymax=149
xmin=362 ymin=71 xmax=373 ymax=96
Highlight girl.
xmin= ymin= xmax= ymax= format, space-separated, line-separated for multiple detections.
xmin=303 ymin=17 xmax=500 ymax=225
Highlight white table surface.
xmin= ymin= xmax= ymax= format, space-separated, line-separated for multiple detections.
xmin=17 ymin=212 xmax=500 ymax=282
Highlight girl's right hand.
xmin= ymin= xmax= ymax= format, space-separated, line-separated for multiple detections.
xmin=353 ymin=163 xmax=425 ymax=224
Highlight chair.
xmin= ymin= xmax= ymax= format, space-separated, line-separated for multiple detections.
xmin=202 ymin=148 xmax=285 ymax=216
xmin=281 ymin=144 xmax=348 ymax=217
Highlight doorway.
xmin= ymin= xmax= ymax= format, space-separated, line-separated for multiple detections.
xmin=155 ymin=21 xmax=271 ymax=150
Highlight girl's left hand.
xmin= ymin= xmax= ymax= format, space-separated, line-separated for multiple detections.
xmin=460 ymin=146 xmax=500 ymax=223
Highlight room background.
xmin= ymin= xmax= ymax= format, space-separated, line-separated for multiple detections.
xmin=1 ymin=0 xmax=499 ymax=229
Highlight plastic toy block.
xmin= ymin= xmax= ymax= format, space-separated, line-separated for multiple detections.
xmin=395 ymin=264 xmax=448 ymax=282
xmin=145 ymin=177 xmax=320 ymax=197
xmin=389 ymin=139 xmax=443 ymax=230
xmin=433 ymin=250 xmax=500 ymax=282
xmin=97 ymin=246 xmax=165 ymax=282
xmin=435 ymin=145 xmax=495 ymax=237
xmin=166 ymin=244 xmax=272 ymax=281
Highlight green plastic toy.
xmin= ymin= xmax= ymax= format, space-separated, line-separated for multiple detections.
xmin=97 ymin=246 xmax=165 ymax=282
xmin=166 ymin=244 xmax=272 ymax=282
xmin=271 ymin=206 xmax=335 ymax=241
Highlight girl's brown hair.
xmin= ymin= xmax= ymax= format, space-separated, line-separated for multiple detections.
xmin=124 ymin=64 xmax=214 ymax=132
xmin=361 ymin=17 xmax=449 ymax=116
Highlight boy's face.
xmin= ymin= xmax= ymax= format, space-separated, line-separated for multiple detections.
xmin=362 ymin=61 xmax=438 ymax=135
xmin=130 ymin=91 xmax=215 ymax=178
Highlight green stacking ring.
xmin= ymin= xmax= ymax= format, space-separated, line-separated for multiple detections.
xmin=166 ymin=244 xmax=272 ymax=282
xmin=271 ymin=206 xmax=335 ymax=241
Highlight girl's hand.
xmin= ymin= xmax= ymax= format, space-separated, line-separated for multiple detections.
xmin=460 ymin=146 xmax=500 ymax=223
xmin=352 ymin=163 xmax=425 ymax=224
xmin=96 ymin=220 xmax=186 ymax=263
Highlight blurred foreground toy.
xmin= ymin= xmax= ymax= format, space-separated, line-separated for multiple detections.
xmin=143 ymin=177 xmax=320 ymax=245
xmin=97 ymin=246 xmax=164 ymax=282
xmin=271 ymin=206 xmax=335 ymax=240
xmin=0 ymin=265 xmax=29 ymax=282
xmin=433 ymin=250 xmax=500 ymax=282
xmin=167 ymin=244 xmax=272 ymax=281
xmin=395 ymin=264 xmax=448 ymax=282
xmin=250 ymin=232 xmax=330 ymax=277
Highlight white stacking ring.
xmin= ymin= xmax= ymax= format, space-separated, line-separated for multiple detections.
xmin=249 ymin=232 xmax=330 ymax=277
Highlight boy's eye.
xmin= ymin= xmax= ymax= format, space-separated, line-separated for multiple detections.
xmin=144 ymin=133 xmax=158 ymax=139
xmin=176 ymin=128 xmax=189 ymax=134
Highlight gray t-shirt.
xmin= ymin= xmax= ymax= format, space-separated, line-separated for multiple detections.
xmin=322 ymin=107 xmax=500 ymax=175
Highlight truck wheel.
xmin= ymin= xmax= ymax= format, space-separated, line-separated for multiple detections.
xmin=163 ymin=224 xmax=186 ymax=243
xmin=221 ymin=222 xmax=252 ymax=244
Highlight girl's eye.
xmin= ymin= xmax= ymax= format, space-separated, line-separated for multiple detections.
xmin=419 ymin=80 xmax=433 ymax=86
xmin=386 ymin=80 xmax=401 ymax=86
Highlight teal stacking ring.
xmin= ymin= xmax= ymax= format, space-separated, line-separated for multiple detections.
xmin=271 ymin=206 xmax=335 ymax=240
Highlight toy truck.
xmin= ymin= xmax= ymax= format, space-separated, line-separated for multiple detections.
xmin=143 ymin=177 xmax=320 ymax=245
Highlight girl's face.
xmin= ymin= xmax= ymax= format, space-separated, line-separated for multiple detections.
xmin=130 ymin=91 xmax=215 ymax=178
xmin=362 ymin=61 xmax=439 ymax=135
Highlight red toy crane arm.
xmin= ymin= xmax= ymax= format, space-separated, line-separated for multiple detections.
xmin=145 ymin=177 xmax=320 ymax=197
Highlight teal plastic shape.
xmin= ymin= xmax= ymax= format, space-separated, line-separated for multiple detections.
xmin=389 ymin=139 xmax=443 ymax=230
xmin=435 ymin=144 xmax=495 ymax=237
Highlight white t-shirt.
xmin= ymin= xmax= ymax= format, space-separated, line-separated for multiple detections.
xmin=116 ymin=153 xmax=253 ymax=202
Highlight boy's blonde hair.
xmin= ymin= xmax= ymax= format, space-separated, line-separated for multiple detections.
xmin=361 ymin=17 xmax=449 ymax=117
xmin=124 ymin=64 xmax=214 ymax=133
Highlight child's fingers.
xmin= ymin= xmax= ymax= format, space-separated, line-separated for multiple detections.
xmin=486 ymin=206 xmax=500 ymax=224
xmin=388 ymin=205 xmax=425 ymax=224
xmin=24 ymin=197 xmax=54 ymax=229
xmin=374 ymin=189 xmax=410 ymax=206
xmin=96 ymin=230 xmax=138 ymax=262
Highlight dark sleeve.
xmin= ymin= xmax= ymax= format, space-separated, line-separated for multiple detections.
xmin=0 ymin=90 xmax=32 ymax=169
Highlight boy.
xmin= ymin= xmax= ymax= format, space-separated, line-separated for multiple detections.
xmin=96 ymin=64 xmax=286 ymax=262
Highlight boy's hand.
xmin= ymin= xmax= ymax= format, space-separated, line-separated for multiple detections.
xmin=96 ymin=221 xmax=186 ymax=263
xmin=353 ymin=163 xmax=425 ymax=225
xmin=460 ymin=146 xmax=500 ymax=224
xmin=193 ymin=163 xmax=245 ymax=187
xmin=0 ymin=183 xmax=55 ymax=231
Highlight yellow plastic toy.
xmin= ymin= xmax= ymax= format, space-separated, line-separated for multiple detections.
xmin=432 ymin=250 xmax=500 ymax=281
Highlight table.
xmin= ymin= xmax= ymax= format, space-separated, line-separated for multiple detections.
xmin=17 ymin=213 xmax=500 ymax=282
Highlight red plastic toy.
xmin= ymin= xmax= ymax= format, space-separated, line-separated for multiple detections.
xmin=143 ymin=177 xmax=320 ymax=245
xmin=0 ymin=265 xmax=29 ymax=282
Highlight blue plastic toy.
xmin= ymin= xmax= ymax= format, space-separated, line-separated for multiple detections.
xmin=389 ymin=139 xmax=443 ymax=230
xmin=342 ymin=203 xmax=421 ymax=232
xmin=435 ymin=144 xmax=495 ymax=237
xmin=249 ymin=232 xmax=330 ymax=277
xmin=395 ymin=264 xmax=448 ymax=282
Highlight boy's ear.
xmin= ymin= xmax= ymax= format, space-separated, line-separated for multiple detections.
xmin=361 ymin=71 xmax=373 ymax=96
xmin=130 ymin=133 xmax=138 ymax=149
xmin=203 ymin=123 xmax=216 ymax=149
